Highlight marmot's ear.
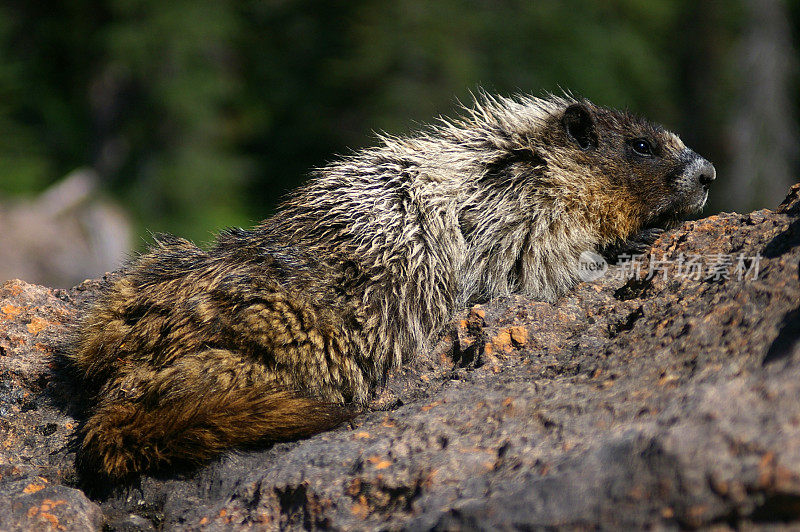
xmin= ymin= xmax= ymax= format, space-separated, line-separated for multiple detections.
xmin=562 ymin=103 xmax=597 ymax=151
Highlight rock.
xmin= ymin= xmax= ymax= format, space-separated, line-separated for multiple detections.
xmin=1 ymin=184 xmax=799 ymax=530
xmin=0 ymin=477 xmax=103 ymax=531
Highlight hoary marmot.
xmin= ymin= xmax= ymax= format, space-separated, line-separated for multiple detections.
xmin=72 ymin=93 xmax=716 ymax=480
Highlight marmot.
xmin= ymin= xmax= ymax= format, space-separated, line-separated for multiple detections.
xmin=71 ymin=94 xmax=715 ymax=480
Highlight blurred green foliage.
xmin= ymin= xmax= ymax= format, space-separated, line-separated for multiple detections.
xmin=0 ymin=1 xmax=793 ymax=243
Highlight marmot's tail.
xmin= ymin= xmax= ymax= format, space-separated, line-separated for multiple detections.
xmin=77 ymin=349 xmax=355 ymax=481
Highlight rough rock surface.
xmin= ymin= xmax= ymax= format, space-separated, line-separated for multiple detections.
xmin=1 ymin=185 xmax=799 ymax=530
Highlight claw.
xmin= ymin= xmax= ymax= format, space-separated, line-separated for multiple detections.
xmin=601 ymin=228 xmax=665 ymax=263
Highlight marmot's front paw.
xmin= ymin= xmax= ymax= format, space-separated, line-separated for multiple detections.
xmin=628 ymin=227 xmax=665 ymax=253
xmin=602 ymin=228 xmax=665 ymax=262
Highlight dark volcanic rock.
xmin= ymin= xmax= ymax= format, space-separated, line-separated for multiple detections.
xmin=0 ymin=477 xmax=103 ymax=531
xmin=1 ymin=185 xmax=799 ymax=530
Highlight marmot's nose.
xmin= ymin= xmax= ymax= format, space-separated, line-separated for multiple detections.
xmin=683 ymin=151 xmax=716 ymax=190
xmin=696 ymin=158 xmax=716 ymax=187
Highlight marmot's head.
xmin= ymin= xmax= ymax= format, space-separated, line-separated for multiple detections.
xmin=556 ymin=101 xmax=715 ymax=236
xmin=457 ymin=95 xmax=716 ymax=245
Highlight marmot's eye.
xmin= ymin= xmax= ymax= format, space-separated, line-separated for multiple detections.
xmin=630 ymin=139 xmax=655 ymax=157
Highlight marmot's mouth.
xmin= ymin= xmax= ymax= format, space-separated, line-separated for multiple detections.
xmin=694 ymin=190 xmax=710 ymax=211
xmin=644 ymin=190 xmax=708 ymax=231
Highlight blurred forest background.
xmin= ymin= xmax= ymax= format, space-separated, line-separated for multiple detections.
xmin=0 ymin=0 xmax=797 ymax=286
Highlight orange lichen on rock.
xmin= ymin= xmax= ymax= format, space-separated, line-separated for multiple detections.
xmin=26 ymin=317 xmax=50 ymax=335
xmin=1 ymin=304 xmax=23 ymax=319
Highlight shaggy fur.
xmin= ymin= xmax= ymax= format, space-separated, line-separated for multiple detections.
xmin=72 ymin=93 xmax=715 ymax=480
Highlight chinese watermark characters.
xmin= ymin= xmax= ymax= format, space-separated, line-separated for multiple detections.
xmin=611 ymin=252 xmax=762 ymax=282
xmin=577 ymin=252 xmax=763 ymax=282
